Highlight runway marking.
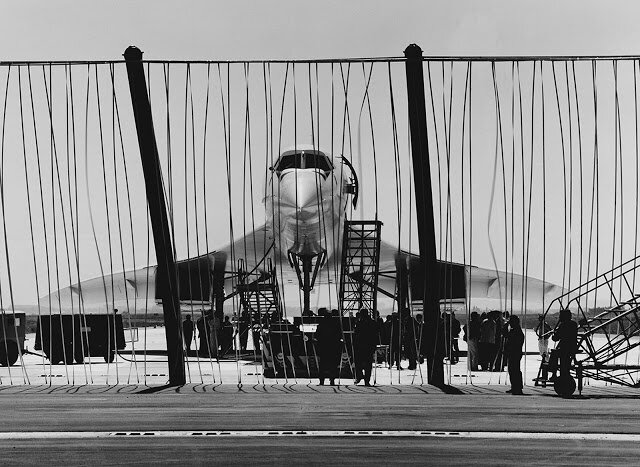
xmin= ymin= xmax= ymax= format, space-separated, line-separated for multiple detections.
xmin=0 ymin=431 xmax=638 ymax=441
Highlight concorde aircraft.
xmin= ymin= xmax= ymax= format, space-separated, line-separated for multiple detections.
xmin=44 ymin=145 xmax=564 ymax=317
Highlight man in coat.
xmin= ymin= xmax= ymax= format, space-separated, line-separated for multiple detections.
xmin=504 ymin=315 xmax=525 ymax=395
xmin=315 ymin=308 xmax=343 ymax=386
xmin=552 ymin=308 xmax=578 ymax=380
xmin=353 ymin=308 xmax=378 ymax=386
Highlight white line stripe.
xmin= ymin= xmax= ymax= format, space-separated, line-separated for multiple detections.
xmin=0 ymin=431 xmax=637 ymax=441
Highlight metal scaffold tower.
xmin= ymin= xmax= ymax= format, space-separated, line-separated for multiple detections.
xmin=338 ymin=220 xmax=383 ymax=316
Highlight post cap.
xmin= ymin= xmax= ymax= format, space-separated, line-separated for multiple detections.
xmin=404 ymin=44 xmax=423 ymax=59
xmin=124 ymin=46 xmax=143 ymax=61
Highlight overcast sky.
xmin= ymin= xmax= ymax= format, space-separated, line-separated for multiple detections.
xmin=2 ymin=1 xmax=640 ymax=310
xmin=2 ymin=1 xmax=640 ymax=61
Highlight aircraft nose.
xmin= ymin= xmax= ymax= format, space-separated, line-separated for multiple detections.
xmin=279 ymin=171 xmax=323 ymax=211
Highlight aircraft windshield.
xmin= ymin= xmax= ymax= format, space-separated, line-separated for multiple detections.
xmin=273 ymin=151 xmax=333 ymax=175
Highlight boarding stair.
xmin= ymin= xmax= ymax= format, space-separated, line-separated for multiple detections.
xmin=536 ymin=255 xmax=640 ymax=393
xmin=236 ymin=258 xmax=282 ymax=323
xmin=338 ymin=220 xmax=383 ymax=316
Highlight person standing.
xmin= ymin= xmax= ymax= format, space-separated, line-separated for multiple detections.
xmin=353 ymin=308 xmax=378 ymax=386
xmin=443 ymin=311 xmax=461 ymax=365
xmin=402 ymin=309 xmax=418 ymax=370
xmin=196 ymin=314 xmax=210 ymax=356
xmin=534 ymin=314 xmax=552 ymax=360
xmin=463 ymin=312 xmax=481 ymax=371
xmin=504 ymin=315 xmax=525 ymax=395
xmin=238 ymin=313 xmax=250 ymax=352
xmin=388 ymin=312 xmax=402 ymax=370
xmin=211 ymin=309 xmax=223 ymax=357
xmin=315 ymin=309 xmax=343 ymax=386
xmin=479 ymin=312 xmax=497 ymax=370
xmin=183 ymin=315 xmax=194 ymax=353
xmin=493 ymin=311 xmax=510 ymax=372
xmin=552 ymin=308 xmax=578 ymax=381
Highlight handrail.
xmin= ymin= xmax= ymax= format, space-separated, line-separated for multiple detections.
xmin=550 ymin=254 xmax=640 ymax=304
xmin=542 ymin=255 xmax=640 ymax=318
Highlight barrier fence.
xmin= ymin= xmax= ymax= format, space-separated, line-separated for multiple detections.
xmin=0 ymin=47 xmax=637 ymax=387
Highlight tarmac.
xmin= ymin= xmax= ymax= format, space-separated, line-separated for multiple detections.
xmin=0 ymin=383 xmax=639 ymax=465
xmin=2 ymin=328 xmax=640 ymax=464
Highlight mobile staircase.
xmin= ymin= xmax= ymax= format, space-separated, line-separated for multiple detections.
xmin=236 ymin=258 xmax=282 ymax=323
xmin=536 ymin=255 xmax=640 ymax=396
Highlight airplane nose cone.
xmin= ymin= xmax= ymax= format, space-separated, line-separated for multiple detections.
xmin=279 ymin=170 xmax=323 ymax=210
xmin=295 ymin=175 xmax=319 ymax=209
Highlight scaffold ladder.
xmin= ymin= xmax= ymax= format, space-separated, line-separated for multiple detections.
xmin=236 ymin=259 xmax=282 ymax=322
xmin=338 ymin=220 xmax=383 ymax=316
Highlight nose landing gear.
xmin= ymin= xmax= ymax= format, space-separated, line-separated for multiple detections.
xmin=287 ymin=241 xmax=327 ymax=315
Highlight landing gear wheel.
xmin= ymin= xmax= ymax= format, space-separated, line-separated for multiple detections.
xmin=554 ymin=374 xmax=576 ymax=397
xmin=74 ymin=349 xmax=84 ymax=364
xmin=0 ymin=341 xmax=18 ymax=366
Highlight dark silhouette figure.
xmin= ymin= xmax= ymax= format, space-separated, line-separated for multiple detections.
xmin=493 ymin=311 xmax=510 ymax=371
xmin=353 ymin=308 xmax=378 ymax=386
xmin=443 ymin=311 xmax=461 ymax=364
xmin=238 ymin=314 xmax=250 ymax=352
xmin=221 ymin=315 xmax=234 ymax=355
xmin=196 ymin=314 xmax=210 ymax=356
xmin=374 ymin=310 xmax=386 ymax=363
xmin=463 ymin=312 xmax=481 ymax=371
xmin=381 ymin=315 xmax=391 ymax=346
xmin=212 ymin=308 xmax=224 ymax=357
xmin=315 ymin=309 xmax=343 ymax=385
xmin=387 ymin=312 xmax=402 ymax=369
xmin=479 ymin=312 xmax=498 ymax=370
xmin=402 ymin=309 xmax=418 ymax=370
xmin=552 ymin=308 xmax=578 ymax=381
xmin=504 ymin=315 xmax=525 ymax=395
xmin=183 ymin=315 xmax=194 ymax=352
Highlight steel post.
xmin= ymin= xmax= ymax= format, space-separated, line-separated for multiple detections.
xmin=124 ymin=46 xmax=186 ymax=385
xmin=404 ymin=44 xmax=444 ymax=386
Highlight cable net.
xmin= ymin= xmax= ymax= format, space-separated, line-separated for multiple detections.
xmin=0 ymin=57 xmax=637 ymax=387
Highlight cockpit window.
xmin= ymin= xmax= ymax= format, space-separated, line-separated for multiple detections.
xmin=273 ymin=151 xmax=333 ymax=175
xmin=304 ymin=152 xmax=333 ymax=172
xmin=274 ymin=154 xmax=302 ymax=171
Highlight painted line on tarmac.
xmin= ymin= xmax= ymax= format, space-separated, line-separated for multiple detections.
xmin=0 ymin=431 xmax=638 ymax=441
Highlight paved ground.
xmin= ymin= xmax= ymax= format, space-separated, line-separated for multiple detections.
xmin=3 ymin=328 xmax=639 ymax=464
xmin=0 ymin=384 xmax=638 ymax=465
xmin=7 ymin=328 xmax=637 ymax=389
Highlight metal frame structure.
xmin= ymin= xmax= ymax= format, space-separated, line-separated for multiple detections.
xmin=338 ymin=220 xmax=383 ymax=316
xmin=236 ymin=258 xmax=282 ymax=324
xmin=538 ymin=255 xmax=640 ymax=393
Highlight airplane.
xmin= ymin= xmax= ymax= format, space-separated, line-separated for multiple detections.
xmin=43 ymin=144 xmax=564 ymax=319
xmin=34 ymin=144 xmax=566 ymax=375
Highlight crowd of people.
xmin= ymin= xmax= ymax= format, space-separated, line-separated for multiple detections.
xmin=312 ymin=307 xmax=461 ymax=386
xmin=181 ymin=310 xmax=237 ymax=357
xmin=463 ymin=310 xmax=515 ymax=372
xmin=180 ymin=304 xmax=579 ymax=395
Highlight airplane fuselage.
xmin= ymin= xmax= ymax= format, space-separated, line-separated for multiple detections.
xmin=264 ymin=148 xmax=350 ymax=266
